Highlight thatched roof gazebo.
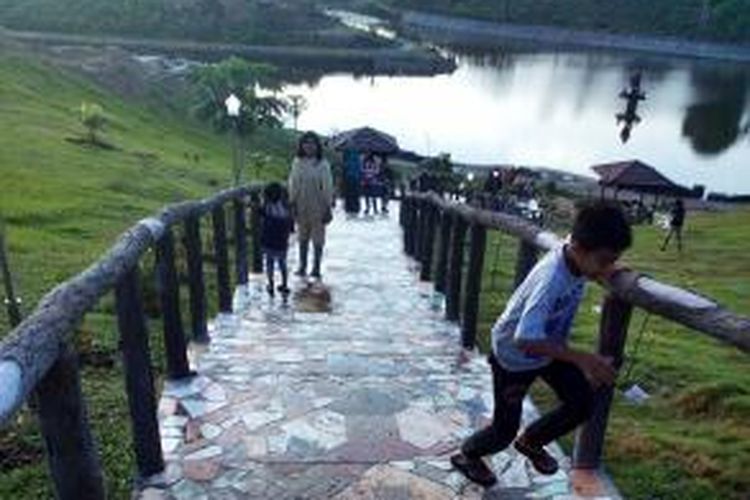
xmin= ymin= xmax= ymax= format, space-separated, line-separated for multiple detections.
xmin=331 ymin=127 xmax=400 ymax=154
xmin=592 ymin=160 xmax=692 ymax=200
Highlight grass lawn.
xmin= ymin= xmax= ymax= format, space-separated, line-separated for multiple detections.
xmin=0 ymin=49 xmax=294 ymax=498
xmin=476 ymin=206 xmax=750 ymax=499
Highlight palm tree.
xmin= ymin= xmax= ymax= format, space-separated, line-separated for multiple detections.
xmin=188 ymin=57 xmax=288 ymax=184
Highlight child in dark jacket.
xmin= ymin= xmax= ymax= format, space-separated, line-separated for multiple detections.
xmin=261 ymin=182 xmax=293 ymax=298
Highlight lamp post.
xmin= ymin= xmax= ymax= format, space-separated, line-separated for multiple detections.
xmin=225 ymin=93 xmax=242 ymax=186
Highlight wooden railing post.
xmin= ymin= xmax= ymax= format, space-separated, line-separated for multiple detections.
xmin=250 ymin=194 xmax=263 ymax=274
xmin=211 ymin=205 xmax=232 ymax=313
xmin=573 ymin=294 xmax=633 ymax=469
xmin=445 ymin=213 xmax=468 ymax=322
xmin=405 ymin=198 xmax=417 ymax=257
xmin=462 ymin=223 xmax=487 ymax=349
xmin=514 ymin=240 xmax=539 ymax=287
xmin=419 ymin=202 xmax=437 ymax=281
xmin=34 ymin=345 xmax=106 ymax=500
xmin=155 ymin=230 xmax=191 ymax=380
xmin=115 ymin=267 xmax=165 ymax=479
xmin=414 ymin=198 xmax=425 ymax=263
xmin=184 ymin=215 xmax=208 ymax=343
xmin=434 ymin=208 xmax=452 ymax=294
xmin=0 ymin=228 xmax=23 ymax=327
xmin=233 ymin=198 xmax=249 ymax=286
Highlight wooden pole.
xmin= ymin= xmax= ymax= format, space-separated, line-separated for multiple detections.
xmin=250 ymin=194 xmax=263 ymax=274
xmin=184 ymin=216 xmax=209 ymax=343
xmin=155 ymin=230 xmax=191 ymax=380
xmin=573 ymin=294 xmax=633 ymax=469
xmin=414 ymin=198 xmax=425 ymax=263
xmin=34 ymin=345 xmax=106 ymax=500
xmin=445 ymin=213 xmax=468 ymax=322
xmin=461 ymin=223 xmax=487 ymax=349
xmin=406 ymin=198 xmax=417 ymax=258
xmin=233 ymin=199 xmax=249 ymax=286
xmin=402 ymin=197 xmax=412 ymax=254
xmin=0 ymin=228 xmax=22 ymax=327
xmin=420 ymin=203 xmax=437 ymax=281
xmin=434 ymin=208 xmax=452 ymax=294
xmin=115 ymin=267 xmax=165 ymax=479
xmin=514 ymin=240 xmax=539 ymax=288
xmin=211 ymin=205 xmax=232 ymax=313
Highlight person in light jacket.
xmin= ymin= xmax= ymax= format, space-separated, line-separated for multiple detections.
xmin=288 ymin=131 xmax=334 ymax=279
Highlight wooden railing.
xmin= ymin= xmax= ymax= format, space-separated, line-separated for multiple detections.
xmin=400 ymin=192 xmax=750 ymax=469
xmin=0 ymin=184 xmax=265 ymax=499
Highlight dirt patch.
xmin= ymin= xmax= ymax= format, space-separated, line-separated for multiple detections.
xmin=64 ymin=136 xmax=119 ymax=151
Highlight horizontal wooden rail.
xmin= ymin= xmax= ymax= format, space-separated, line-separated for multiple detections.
xmin=408 ymin=192 xmax=750 ymax=353
xmin=0 ymin=184 xmax=261 ymax=427
xmin=402 ymin=190 xmax=750 ymax=471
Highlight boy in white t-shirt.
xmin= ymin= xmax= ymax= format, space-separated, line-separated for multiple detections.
xmin=451 ymin=201 xmax=632 ymax=487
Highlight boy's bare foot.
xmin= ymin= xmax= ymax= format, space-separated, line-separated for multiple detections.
xmin=450 ymin=453 xmax=497 ymax=487
xmin=514 ymin=437 xmax=559 ymax=475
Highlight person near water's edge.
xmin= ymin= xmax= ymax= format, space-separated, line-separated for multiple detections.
xmin=288 ymin=132 xmax=334 ymax=280
xmin=451 ymin=201 xmax=632 ymax=487
xmin=661 ymin=198 xmax=685 ymax=252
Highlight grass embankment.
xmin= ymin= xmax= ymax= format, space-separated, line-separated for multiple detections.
xmin=476 ymin=208 xmax=750 ymax=499
xmin=382 ymin=0 xmax=750 ymax=44
xmin=0 ymin=51 xmax=294 ymax=498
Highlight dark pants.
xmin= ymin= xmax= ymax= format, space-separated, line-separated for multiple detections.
xmin=661 ymin=224 xmax=683 ymax=251
xmin=462 ymin=355 xmax=594 ymax=459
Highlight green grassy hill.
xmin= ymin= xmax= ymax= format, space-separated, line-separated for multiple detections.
xmin=0 ymin=48 xmax=294 ymax=498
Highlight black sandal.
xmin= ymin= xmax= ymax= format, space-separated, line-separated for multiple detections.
xmin=450 ymin=453 xmax=497 ymax=487
xmin=514 ymin=438 xmax=559 ymax=475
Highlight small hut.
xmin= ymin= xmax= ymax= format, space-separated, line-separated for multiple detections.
xmin=592 ymin=160 xmax=692 ymax=202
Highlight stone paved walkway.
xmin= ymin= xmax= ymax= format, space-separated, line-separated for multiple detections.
xmin=141 ymin=205 xmax=621 ymax=499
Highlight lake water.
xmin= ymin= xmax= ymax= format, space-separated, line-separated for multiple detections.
xmin=283 ymin=46 xmax=750 ymax=195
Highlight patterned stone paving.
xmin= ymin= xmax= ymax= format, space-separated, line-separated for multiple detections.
xmin=139 ymin=204 xmax=621 ymax=499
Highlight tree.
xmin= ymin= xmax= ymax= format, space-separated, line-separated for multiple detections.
xmin=188 ymin=57 xmax=288 ymax=184
xmin=188 ymin=57 xmax=287 ymax=135
xmin=79 ymin=102 xmax=106 ymax=144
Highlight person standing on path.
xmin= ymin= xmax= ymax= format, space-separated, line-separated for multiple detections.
xmin=288 ymin=131 xmax=334 ymax=279
xmin=260 ymin=182 xmax=293 ymax=299
xmin=451 ymin=201 xmax=632 ymax=487
xmin=361 ymin=153 xmax=381 ymax=215
xmin=661 ymin=198 xmax=685 ymax=252
xmin=342 ymin=149 xmax=362 ymax=215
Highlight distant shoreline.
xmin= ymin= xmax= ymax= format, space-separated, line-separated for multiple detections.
xmin=398 ymin=11 xmax=750 ymax=64
xmin=0 ymin=26 xmax=456 ymax=76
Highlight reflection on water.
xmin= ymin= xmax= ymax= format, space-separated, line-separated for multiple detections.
xmin=283 ymin=49 xmax=750 ymax=194
xmin=616 ymin=72 xmax=647 ymax=143
xmin=682 ymin=70 xmax=750 ymax=156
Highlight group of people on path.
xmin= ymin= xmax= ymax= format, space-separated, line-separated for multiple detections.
xmin=342 ymin=150 xmax=394 ymax=215
xmin=257 ymin=131 xmax=687 ymax=491
xmin=260 ymin=132 xmax=333 ymax=298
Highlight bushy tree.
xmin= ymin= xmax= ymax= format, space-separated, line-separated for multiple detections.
xmin=188 ymin=57 xmax=287 ymax=136
xmin=79 ymin=102 xmax=106 ymax=144
xmin=188 ymin=57 xmax=288 ymax=184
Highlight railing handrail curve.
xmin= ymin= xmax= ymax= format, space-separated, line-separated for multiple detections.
xmin=409 ymin=191 xmax=750 ymax=353
xmin=0 ymin=183 xmax=262 ymax=426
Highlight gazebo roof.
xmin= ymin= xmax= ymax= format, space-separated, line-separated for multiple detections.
xmin=592 ymin=160 xmax=691 ymax=196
